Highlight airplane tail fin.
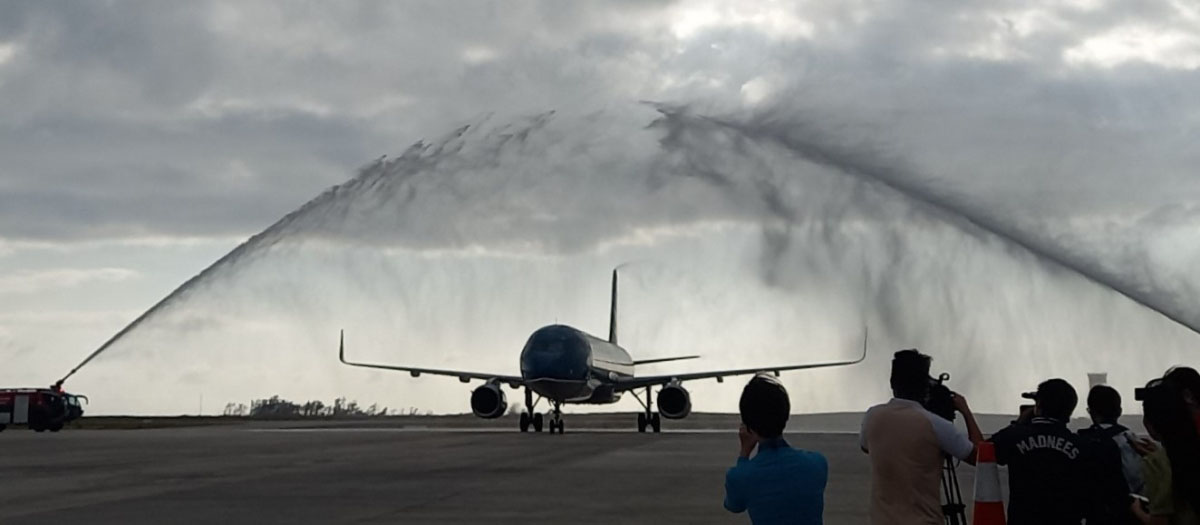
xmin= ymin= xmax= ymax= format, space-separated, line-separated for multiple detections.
xmin=608 ymin=269 xmax=618 ymax=344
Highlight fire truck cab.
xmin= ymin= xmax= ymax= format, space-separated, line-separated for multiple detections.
xmin=0 ymin=387 xmax=87 ymax=433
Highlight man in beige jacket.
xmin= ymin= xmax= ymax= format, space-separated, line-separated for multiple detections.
xmin=860 ymin=350 xmax=983 ymax=525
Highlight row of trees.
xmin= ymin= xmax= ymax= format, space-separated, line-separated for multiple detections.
xmin=222 ymin=395 xmax=429 ymax=418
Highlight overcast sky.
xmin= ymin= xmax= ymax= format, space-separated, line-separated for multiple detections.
xmin=2 ymin=1 xmax=1198 ymax=416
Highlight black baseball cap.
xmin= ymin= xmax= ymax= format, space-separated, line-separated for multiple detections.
xmin=1026 ymin=378 xmax=1078 ymax=420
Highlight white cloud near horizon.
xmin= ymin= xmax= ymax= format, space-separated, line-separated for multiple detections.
xmin=0 ymin=267 xmax=138 ymax=294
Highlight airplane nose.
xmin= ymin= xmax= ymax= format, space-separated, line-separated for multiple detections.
xmin=520 ymin=326 xmax=590 ymax=381
xmin=524 ymin=351 xmax=587 ymax=381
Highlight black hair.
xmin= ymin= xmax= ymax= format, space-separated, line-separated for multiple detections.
xmin=1141 ymin=382 xmax=1200 ymax=513
xmin=1165 ymin=366 xmax=1200 ymax=404
xmin=1087 ymin=384 xmax=1122 ymax=422
xmin=890 ymin=349 xmax=931 ymax=401
xmin=739 ymin=375 xmax=790 ymax=439
xmin=1036 ymin=378 xmax=1077 ymax=421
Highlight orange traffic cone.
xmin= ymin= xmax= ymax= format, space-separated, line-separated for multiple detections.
xmin=973 ymin=441 xmax=1006 ymax=525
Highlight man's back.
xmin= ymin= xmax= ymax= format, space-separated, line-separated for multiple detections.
xmin=724 ymin=439 xmax=827 ymax=524
xmin=862 ymin=399 xmax=963 ymax=525
xmin=1078 ymin=423 xmax=1137 ymax=524
xmin=991 ymin=418 xmax=1088 ymax=524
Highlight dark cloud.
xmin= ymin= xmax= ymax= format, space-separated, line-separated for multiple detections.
xmin=0 ymin=0 xmax=1196 ymax=248
xmin=0 ymin=110 xmax=380 ymax=239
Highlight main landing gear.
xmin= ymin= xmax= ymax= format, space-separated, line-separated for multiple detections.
xmin=519 ymin=387 xmax=545 ymax=433
xmin=637 ymin=412 xmax=660 ymax=433
xmin=519 ymin=411 xmax=544 ymax=433
xmin=633 ymin=386 xmax=661 ymax=433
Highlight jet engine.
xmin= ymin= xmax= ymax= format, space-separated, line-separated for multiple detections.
xmin=656 ymin=384 xmax=691 ymax=419
xmin=470 ymin=383 xmax=507 ymax=419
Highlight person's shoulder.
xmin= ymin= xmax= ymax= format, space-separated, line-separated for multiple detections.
xmin=863 ymin=403 xmax=887 ymax=418
xmin=1076 ymin=427 xmax=1117 ymax=449
xmin=810 ymin=450 xmax=829 ymax=471
xmin=775 ymin=445 xmax=824 ymax=463
xmin=784 ymin=449 xmax=829 ymax=480
xmin=915 ymin=405 xmax=957 ymax=432
xmin=870 ymin=399 xmax=929 ymax=422
xmin=792 ymin=448 xmax=828 ymax=464
xmin=1064 ymin=426 xmax=1090 ymax=443
xmin=1076 ymin=425 xmax=1118 ymax=446
xmin=861 ymin=404 xmax=887 ymax=430
xmin=990 ymin=422 xmax=1026 ymax=442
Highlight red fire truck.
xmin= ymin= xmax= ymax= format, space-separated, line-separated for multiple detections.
xmin=0 ymin=387 xmax=87 ymax=433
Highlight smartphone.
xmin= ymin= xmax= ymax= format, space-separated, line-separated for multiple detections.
xmin=1131 ymin=493 xmax=1149 ymax=511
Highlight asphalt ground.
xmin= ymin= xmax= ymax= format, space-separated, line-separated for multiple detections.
xmin=0 ymin=415 xmax=1001 ymax=524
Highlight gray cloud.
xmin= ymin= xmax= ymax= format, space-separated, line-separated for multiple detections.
xmin=1 ymin=1 xmax=1196 ymax=242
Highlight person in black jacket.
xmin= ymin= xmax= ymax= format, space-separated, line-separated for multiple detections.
xmin=990 ymin=379 xmax=1090 ymax=524
xmin=1078 ymin=385 xmax=1139 ymax=524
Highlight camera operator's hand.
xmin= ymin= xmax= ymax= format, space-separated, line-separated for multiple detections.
xmin=738 ymin=424 xmax=758 ymax=458
xmin=951 ymin=392 xmax=971 ymax=415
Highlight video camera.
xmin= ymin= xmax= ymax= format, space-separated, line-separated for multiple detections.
xmin=925 ymin=372 xmax=956 ymax=421
xmin=1016 ymin=391 xmax=1037 ymax=421
xmin=1134 ymin=379 xmax=1162 ymax=401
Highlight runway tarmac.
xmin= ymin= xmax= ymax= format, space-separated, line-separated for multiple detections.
xmin=0 ymin=417 xmax=994 ymax=524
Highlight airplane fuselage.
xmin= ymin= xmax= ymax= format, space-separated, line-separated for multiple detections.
xmin=519 ymin=324 xmax=633 ymax=404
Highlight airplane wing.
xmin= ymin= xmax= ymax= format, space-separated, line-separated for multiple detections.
xmin=338 ymin=331 xmax=525 ymax=387
xmin=613 ymin=329 xmax=868 ymax=392
xmin=633 ymin=355 xmax=700 ymax=366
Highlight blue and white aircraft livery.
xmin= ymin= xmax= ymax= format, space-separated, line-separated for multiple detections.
xmin=339 ymin=270 xmax=867 ymax=434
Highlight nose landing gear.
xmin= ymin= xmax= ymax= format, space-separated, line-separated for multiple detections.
xmin=548 ymin=401 xmax=564 ymax=434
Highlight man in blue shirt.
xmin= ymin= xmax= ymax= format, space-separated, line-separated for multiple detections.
xmin=725 ymin=375 xmax=828 ymax=524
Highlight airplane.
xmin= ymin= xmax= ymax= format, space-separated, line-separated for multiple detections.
xmin=338 ymin=269 xmax=867 ymax=434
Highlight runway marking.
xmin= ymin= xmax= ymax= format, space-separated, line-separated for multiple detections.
xmin=242 ymin=427 xmax=858 ymax=435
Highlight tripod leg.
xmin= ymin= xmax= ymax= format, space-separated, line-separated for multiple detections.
xmin=940 ymin=456 xmax=967 ymax=525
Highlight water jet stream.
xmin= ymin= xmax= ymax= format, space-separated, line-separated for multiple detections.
xmin=57 ymin=105 xmax=1196 ymax=389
